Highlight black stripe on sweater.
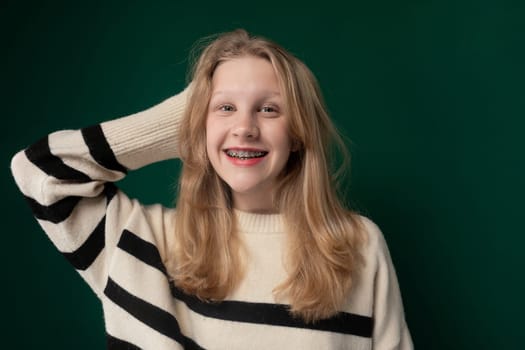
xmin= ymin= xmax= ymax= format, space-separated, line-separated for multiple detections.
xmin=104 ymin=278 xmax=204 ymax=350
xmin=25 ymin=194 xmax=81 ymax=224
xmin=106 ymin=333 xmax=141 ymax=349
xmin=30 ymin=183 xmax=116 ymax=269
xmin=25 ymin=136 xmax=91 ymax=182
xmin=117 ymin=230 xmax=167 ymax=275
xmin=170 ymin=285 xmax=374 ymax=338
xmin=26 ymin=182 xmax=118 ymax=225
xmin=62 ymin=215 xmax=106 ymax=270
xmin=59 ymin=183 xmax=116 ymax=269
xmin=118 ymin=230 xmax=374 ymax=338
xmin=81 ymin=125 xmax=127 ymax=174
xmin=104 ymin=182 xmax=119 ymax=202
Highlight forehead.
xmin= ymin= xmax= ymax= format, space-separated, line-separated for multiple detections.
xmin=211 ymin=56 xmax=281 ymax=95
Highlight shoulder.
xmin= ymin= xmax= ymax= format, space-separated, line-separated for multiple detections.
xmin=353 ymin=214 xmax=392 ymax=264
xmin=356 ymin=215 xmax=384 ymax=246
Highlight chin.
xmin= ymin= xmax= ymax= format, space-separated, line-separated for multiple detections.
xmin=227 ymin=183 xmax=261 ymax=194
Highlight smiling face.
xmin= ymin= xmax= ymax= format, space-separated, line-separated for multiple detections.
xmin=206 ymin=56 xmax=292 ymax=213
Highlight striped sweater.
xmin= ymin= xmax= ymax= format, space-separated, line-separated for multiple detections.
xmin=10 ymin=87 xmax=413 ymax=349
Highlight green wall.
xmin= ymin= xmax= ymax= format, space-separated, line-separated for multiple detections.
xmin=2 ymin=1 xmax=524 ymax=348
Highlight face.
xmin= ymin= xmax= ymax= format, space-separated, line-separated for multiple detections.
xmin=206 ymin=56 xmax=292 ymax=213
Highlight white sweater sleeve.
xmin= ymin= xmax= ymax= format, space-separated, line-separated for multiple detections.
xmin=368 ymin=220 xmax=414 ymax=349
xmin=10 ymin=86 xmax=190 ymax=296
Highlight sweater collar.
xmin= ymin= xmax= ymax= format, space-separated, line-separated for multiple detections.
xmin=234 ymin=209 xmax=283 ymax=234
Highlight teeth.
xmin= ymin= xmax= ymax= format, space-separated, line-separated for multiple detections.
xmin=226 ymin=150 xmax=267 ymax=159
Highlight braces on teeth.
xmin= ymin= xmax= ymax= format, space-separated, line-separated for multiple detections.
xmin=227 ymin=150 xmax=266 ymax=159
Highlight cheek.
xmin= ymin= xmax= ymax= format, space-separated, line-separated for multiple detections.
xmin=284 ymin=133 xmax=293 ymax=150
xmin=205 ymin=118 xmax=215 ymax=150
xmin=274 ymin=124 xmax=293 ymax=152
xmin=205 ymin=119 xmax=222 ymax=164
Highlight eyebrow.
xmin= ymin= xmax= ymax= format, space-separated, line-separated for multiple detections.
xmin=211 ymin=90 xmax=281 ymax=97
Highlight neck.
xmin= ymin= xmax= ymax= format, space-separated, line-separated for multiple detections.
xmin=232 ymin=189 xmax=277 ymax=214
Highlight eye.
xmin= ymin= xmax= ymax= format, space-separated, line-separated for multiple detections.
xmin=259 ymin=104 xmax=280 ymax=116
xmin=219 ymin=104 xmax=235 ymax=112
xmin=261 ymin=106 xmax=275 ymax=112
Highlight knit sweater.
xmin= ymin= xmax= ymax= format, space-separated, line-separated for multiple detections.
xmin=10 ymin=87 xmax=413 ymax=349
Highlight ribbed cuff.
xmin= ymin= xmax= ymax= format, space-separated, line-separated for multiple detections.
xmin=100 ymin=85 xmax=191 ymax=170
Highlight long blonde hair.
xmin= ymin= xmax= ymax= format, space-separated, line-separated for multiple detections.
xmin=170 ymin=29 xmax=366 ymax=322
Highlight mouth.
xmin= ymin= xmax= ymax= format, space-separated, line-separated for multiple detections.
xmin=224 ymin=149 xmax=268 ymax=160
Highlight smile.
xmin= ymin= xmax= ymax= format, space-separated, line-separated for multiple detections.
xmin=225 ymin=150 xmax=268 ymax=160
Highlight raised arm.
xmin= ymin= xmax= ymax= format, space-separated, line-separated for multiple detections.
xmin=10 ymin=86 xmax=191 ymax=296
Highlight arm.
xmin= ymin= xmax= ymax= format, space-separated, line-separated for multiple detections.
xmin=368 ymin=221 xmax=414 ymax=349
xmin=10 ymin=86 xmax=190 ymax=296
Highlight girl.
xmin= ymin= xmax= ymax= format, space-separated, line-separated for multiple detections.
xmin=11 ymin=29 xmax=413 ymax=349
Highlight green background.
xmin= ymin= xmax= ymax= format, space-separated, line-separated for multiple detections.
xmin=2 ymin=0 xmax=524 ymax=348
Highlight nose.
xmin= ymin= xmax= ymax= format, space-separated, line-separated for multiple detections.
xmin=232 ymin=112 xmax=259 ymax=139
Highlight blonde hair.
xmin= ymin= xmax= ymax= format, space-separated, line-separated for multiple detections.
xmin=169 ymin=29 xmax=366 ymax=322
